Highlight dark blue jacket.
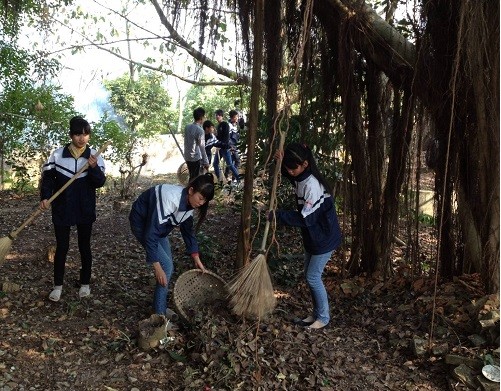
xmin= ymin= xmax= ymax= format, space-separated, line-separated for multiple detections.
xmin=40 ymin=144 xmax=106 ymax=226
xmin=216 ymin=120 xmax=231 ymax=150
xmin=129 ymin=185 xmax=199 ymax=264
xmin=228 ymin=121 xmax=240 ymax=146
xmin=275 ymin=168 xmax=342 ymax=255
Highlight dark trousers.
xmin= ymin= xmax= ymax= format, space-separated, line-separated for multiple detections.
xmin=186 ymin=160 xmax=201 ymax=182
xmin=53 ymin=223 xmax=93 ymax=286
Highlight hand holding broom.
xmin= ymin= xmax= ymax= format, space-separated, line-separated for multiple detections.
xmin=227 ymin=130 xmax=286 ymax=319
xmin=0 ymin=140 xmax=112 ymax=266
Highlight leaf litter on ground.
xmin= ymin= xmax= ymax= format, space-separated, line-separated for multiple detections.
xmin=0 ymin=175 xmax=498 ymax=390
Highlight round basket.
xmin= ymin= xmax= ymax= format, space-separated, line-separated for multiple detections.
xmin=177 ymin=162 xmax=189 ymax=186
xmin=173 ymin=269 xmax=228 ymax=323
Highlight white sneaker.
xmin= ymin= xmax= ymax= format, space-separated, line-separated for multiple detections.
xmin=49 ymin=286 xmax=62 ymax=302
xmin=79 ymin=285 xmax=91 ymax=298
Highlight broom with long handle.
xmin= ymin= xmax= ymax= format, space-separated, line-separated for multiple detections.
xmin=0 ymin=140 xmax=112 ymax=266
xmin=228 ymin=130 xmax=286 ymax=319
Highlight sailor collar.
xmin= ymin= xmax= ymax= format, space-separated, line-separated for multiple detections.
xmin=179 ymin=187 xmax=194 ymax=211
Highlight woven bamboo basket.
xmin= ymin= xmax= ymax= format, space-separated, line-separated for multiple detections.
xmin=173 ymin=269 xmax=228 ymax=323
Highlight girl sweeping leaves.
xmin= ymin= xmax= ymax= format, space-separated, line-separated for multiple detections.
xmin=269 ymin=143 xmax=342 ymax=330
xmin=129 ymin=173 xmax=215 ymax=316
xmin=40 ymin=116 xmax=106 ymax=302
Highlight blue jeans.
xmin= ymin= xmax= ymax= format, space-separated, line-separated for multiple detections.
xmin=225 ymin=149 xmax=241 ymax=180
xmin=304 ymin=251 xmax=333 ymax=324
xmin=213 ymin=149 xmax=239 ymax=182
xmin=129 ymin=211 xmax=174 ymax=315
xmin=152 ymin=237 xmax=174 ymax=314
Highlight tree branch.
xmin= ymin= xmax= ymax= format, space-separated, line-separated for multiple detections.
xmin=48 ymin=37 xmax=168 ymax=55
xmin=149 ymin=0 xmax=250 ymax=85
xmin=50 ymin=16 xmax=241 ymax=87
xmin=325 ymin=0 xmax=416 ymax=86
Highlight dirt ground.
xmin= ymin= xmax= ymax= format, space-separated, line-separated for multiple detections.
xmin=0 ymin=173 xmax=497 ymax=391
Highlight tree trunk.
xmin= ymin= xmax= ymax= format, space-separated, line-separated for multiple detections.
xmin=456 ymin=185 xmax=482 ymax=274
xmin=0 ymin=139 xmax=4 ymax=188
xmin=460 ymin=1 xmax=500 ymax=293
xmin=264 ymin=0 xmax=282 ymax=131
xmin=377 ymin=89 xmax=414 ymax=276
xmin=326 ymin=0 xmax=416 ymax=88
xmin=338 ymin=22 xmax=371 ymax=274
xmin=235 ymin=0 xmax=265 ymax=269
xmin=366 ymin=61 xmax=386 ymax=274
xmin=329 ymin=0 xmax=499 ymax=292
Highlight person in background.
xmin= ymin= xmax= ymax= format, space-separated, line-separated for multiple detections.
xmin=213 ymin=109 xmax=240 ymax=187
xmin=225 ymin=109 xmax=241 ymax=183
xmin=128 ymin=173 xmax=215 ymax=317
xmin=203 ymin=120 xmax=218 ymax=166
xmin=40 ymin=115 xmax=106 ymax=302
xmin=269 ymin=143 xmax=342 ymax=330
xmin=184 ymin=107 xmax=209 ymax=181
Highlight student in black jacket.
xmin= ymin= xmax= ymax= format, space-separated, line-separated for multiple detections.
xmin=225 ymin=109 xmax=241 ymax=181
xmin=213 ymin=109 xmax=240 ymax=186
xmin=40 ymin=116 xmax=106 ymax=302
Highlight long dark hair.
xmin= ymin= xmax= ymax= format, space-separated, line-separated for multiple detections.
xmin=282 ymin=143 xmax=332 ymax=193
xmin=187 ymin=173 xmax=215 ymax=230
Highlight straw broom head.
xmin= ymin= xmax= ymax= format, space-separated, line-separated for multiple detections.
xmin=0 ymin=235 xmax=13 ymax=266
xmin=227 ymin=131 xmax=285 ymax=319
xmin=227 ymin=253 xmax=277 ymax=319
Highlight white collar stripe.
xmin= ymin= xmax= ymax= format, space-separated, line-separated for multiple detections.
xmin=155 ymin=184 xmax=192 ymax=225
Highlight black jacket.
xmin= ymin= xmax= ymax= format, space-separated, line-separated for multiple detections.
xmin=216 ymin=120 xmax=230 ymax=150
xmin=40 ymin=144 xmax=106 ymax=226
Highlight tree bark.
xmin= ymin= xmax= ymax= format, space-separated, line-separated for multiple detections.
xmin=264 ymin=0 xmax=282 ymax=129
xmin=326 ymin=0 xmax=416 ymax=88
xmin=338 ymin=22 xmax=371 ymax=274
xmin=235 ymin=0 xmax=265 ymax=269
xmin=366 ymin=61 xmax=385 ymax=274
xmin=378 ymin=88 xmax=414 ymax=276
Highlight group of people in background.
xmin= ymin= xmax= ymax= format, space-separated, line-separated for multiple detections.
xmin=38 ymin=111 xmax=341 ymax=332
xmin=183 ymin=107 xmax=243 ymax=186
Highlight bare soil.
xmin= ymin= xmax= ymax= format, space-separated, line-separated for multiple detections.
xmin=0 ymin=173 xmax=496 ymax=391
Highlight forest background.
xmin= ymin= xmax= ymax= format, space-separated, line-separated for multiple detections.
xmin=1 ymin=0 xmax=498 ymax=291
xmin=0 ymin=0 xmax=500 ymax=389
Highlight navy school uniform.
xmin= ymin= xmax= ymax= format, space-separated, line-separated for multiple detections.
xmin=40 ymin=144 xmax=106 ymax=225
xmin=274 ymin=167 xmax=342 ymax=255
xmin=129 ymin=184 xmax=199 ymax=264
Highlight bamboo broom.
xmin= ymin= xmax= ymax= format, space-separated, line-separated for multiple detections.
xmin=0 ymin=140 xmax=112 ymax=265
xmin=228 ymin=130 xmax=286 ymax=319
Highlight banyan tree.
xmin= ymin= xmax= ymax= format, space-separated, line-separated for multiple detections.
xmin=5 ymin=0 xmax=500 ymax=293
xmin=231 ymin=0 xmax=497 ymax=293
xmin=230 ymin=0 xmax=498 ymax=293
